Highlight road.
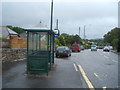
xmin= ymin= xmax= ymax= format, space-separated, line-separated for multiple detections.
xmin=69 ymin=49 xmax=118 ymax=88
xmin=2 ymin=49 xmax=119 ymax=88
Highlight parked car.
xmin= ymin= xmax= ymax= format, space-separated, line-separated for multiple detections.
xmin=97 ymin=46 xmax=104 ymax=49
xmin=80 ymin=46 xmax=85 ymax=50
xmin=56 ymin=46 xmax=71 ymax=57
xmin=98 ymin=46 xmax=104 ymax=49
xmin=103 ymin=46 xmax=110 ymax=52
xmin=91 ymin=45 xmax=97 ymax=51
xmin=70 ymin=44 xmax=81 ymax=52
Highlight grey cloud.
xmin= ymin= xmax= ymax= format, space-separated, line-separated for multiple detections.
xmin=2 ymin=2 xmax=118 ymax=39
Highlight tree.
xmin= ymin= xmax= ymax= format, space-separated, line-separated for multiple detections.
xmin=55 ymin=33 xmax=82 ymax=47
xmin=57 ymin=35 xmax=66 ymax=46
xmin=54 ymin=38 xmax=62 ymax=47
xmin=89 ymin=39 xmax=105 ymax=46
xmin=70 ymin=34 xmax=82 ymax=44
xmin=104 ymin=27 xmax=120 ymax=52
xmin=118 ymin=29 xmax=120 ymax=52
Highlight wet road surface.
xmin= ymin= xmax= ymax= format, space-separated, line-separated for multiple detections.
xmin=2 ymin=49 xmax=119 ymax=88
xmin=70 ymin=49 xmax=118 ymax=88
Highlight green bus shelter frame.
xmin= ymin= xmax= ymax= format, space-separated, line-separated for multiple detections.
xmin=24 ymin=29 xmax=54 ymax=75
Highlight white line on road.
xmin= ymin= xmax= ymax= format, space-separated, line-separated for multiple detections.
xmin=94 ymin=73 xmax=98 ymax=77
xmin=111 ymin=60 xmax=118 ymax=63
xmin=103 ymin=55 xmax=118 ymax=63
xmin=78 ymin=64 xmax=94 ymax=90
xmin=104 ymin=55 xmax=109 ymax=59
xmin=102 ymin=86 xmax=107 ymax=90
xmin=94 ymin=73 xmax=102 ymax=80
xmin=98 ymin=51 xmax=103 ymax=56
xmin=73 ymin=64 xmax=78 ymax=71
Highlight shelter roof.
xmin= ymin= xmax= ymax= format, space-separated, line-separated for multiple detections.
xmin=25 ymin=21 xmax=49 ymax=30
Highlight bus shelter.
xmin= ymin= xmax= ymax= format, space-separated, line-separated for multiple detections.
xmin=24 ymin=28 xmax=54 ymax=75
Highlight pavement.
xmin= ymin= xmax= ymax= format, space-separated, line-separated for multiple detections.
xmin=0 ymin=62 xmax=2 ymax=90
xmin=2 ymin=58 xmax=87 ymax=88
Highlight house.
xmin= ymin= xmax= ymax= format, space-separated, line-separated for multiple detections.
xmin=0 ymin=26 xmax=26 ymax=48
xmin=0 ymin=26 xmax=18 ymax=48
xmin=10 ymin=36 xmax=26 ymax=48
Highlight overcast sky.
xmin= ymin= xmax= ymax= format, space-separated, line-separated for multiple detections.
xmin=1 ymin=0 xmax=119 ymax=39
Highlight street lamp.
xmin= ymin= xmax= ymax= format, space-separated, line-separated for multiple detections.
xmin=50 ymin=0 xmax=53 ymax=31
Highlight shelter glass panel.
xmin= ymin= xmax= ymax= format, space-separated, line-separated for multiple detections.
xmin=28 ymin=32 xmax=48 ymax=55
xmin=39 ymin=32 xmax=48 ymax=51
xmin=28 ymin=32 xmax=33 ymax=55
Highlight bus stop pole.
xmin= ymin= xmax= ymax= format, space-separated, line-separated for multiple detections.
xmin=50 ymin=0 xmax=54 ymax=65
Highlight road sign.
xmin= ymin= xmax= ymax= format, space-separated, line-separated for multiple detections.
xmin=54 ymin=34 xmax=58 ymax=38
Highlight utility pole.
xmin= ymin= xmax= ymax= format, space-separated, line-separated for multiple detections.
xmin=50 ymin=0 xmax=53 ymax=31
xmin=79 ymin=27 xmax=80 ymax=38
xmin=84 ymin=25 xmax=86 ymax=40
xmin=118 ymin=2 xmax=120 ymax=52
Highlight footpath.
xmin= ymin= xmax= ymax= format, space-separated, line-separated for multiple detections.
xmin=2 ymin=58 xmax=87 ymax=88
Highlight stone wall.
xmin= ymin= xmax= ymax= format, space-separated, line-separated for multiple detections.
xmin=1 ymin=48 xmax=27 ymax=63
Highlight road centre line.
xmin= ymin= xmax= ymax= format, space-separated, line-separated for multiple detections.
xmin=73 ymin=63 xmax=78 ymax=71
xmin=94 ymin=73 xmax=102 ymax=80
xmin=78 ymin=64 xmax=94 ymax=90
xmin=94 ymin=73 xmax=98 ymax=77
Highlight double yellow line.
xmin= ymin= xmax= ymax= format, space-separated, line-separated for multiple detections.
xmin=77 ymin=64 xmax=95 ymax=90
xmin=77 ymin=64 xmax=108 ymax=90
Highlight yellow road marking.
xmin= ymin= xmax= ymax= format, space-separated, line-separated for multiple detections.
xmin=78 ymin=64 xmax=94 ymax=90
